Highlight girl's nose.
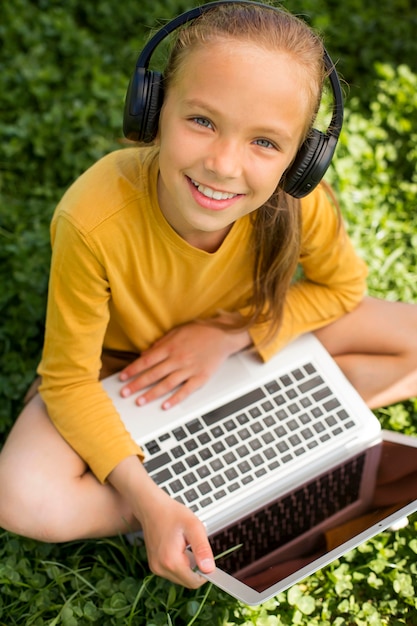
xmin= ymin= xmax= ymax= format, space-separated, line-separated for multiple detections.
xmin=204 ymin=137 xmax=243 ymax=179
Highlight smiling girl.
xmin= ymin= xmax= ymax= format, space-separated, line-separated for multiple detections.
xmin=0 ymin=1 xmax=416 ymax=590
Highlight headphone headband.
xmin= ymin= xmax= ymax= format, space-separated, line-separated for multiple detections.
xmin=123 ymin=1 xmax=344 ymax=198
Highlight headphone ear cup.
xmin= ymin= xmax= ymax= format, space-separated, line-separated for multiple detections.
xmin=123 ymin=68 xmax=164 ymax=143
xmin=283 ymin=129 xmax=337 ymax=199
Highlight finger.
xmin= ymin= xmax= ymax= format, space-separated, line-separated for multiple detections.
xmin=120 ymin=360 xmax=174 ymax=398
xmin=186 ymin=527 xmax=215 ymax=575
xmin=119 ymin=346 xmax=168 ymax=382
xmin=160 ymin=375 xmax=208 ymax=410
xmin=134 ymin=369 xmax=196 ymax=406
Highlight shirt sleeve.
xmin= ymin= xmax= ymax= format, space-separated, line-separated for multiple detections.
xmin=249 ymin=185 xmax=368 ymax=360
xmin=38 ymin=215 xmax=144 ymax=483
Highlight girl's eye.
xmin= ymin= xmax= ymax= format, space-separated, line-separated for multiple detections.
xmin=253 ymin=138 xmax=276 ymax=150
xmin=192 ymin=117 xmax=213 ymax=129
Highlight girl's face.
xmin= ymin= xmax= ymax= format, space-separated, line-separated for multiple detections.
xmin=157 ymin=39 xmax=310 ymax=252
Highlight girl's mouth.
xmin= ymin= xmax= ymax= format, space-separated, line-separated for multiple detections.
xmin=190 ymin=178 xmax=239 ymax=201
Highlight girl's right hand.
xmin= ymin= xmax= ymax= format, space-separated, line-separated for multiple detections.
xmin=109 ymin=456 xmax=215 ymax=588
xmin=139 ymin=487 xmax=215 ymax=588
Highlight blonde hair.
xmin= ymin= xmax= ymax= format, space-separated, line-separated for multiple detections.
xmin=163 ymin=2 xmax=327 ymax=344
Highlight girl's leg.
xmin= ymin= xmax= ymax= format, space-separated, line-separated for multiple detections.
xmin=314 ymin=296 xmax=417 ymax=408
xmin=0 ymin=393 xmax=139 ymax=542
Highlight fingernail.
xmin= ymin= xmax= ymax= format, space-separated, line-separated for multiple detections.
xmin=200 ymin=559 xmax=215 ymax=572
xmin=121 ymin=388 xmax=130 ymax=397
xmin=137 ymin=396 xmax=146 ymax=406
xmin=162 ymin=400 xmax=171 ymax=410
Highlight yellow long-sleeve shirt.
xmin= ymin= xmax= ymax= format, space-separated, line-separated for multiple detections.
xmin=38 ymin=146 xmax=368 ymax=482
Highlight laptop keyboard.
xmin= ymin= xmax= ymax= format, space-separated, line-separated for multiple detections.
xmin=143 ymin=361 xmax=356 ymax=514
xmin=209 ymin=452 xmax=366 ymax=573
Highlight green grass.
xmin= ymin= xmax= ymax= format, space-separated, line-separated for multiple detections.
xmin=1 ymin=0 xmax=417 ymax=623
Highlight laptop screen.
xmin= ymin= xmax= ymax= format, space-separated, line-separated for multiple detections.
xmin=208 ymin=435 xmax=417 ymax=595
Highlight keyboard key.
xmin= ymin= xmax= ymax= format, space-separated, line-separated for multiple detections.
xmin=273 ymin=394 xmax=286 ymax=406
xmin=301 ymin=427 xmax=313 ymax=440
xmin=298 ymin=375 xmax=324 ymax=393
xmin=173 ymin=427 xmax=187 ymax=441
xmin=251 ymin=454 xmax=263 ymax=467
xmin=184 ymin=489 xmax=198 ymax=502
xmin=184 ymin=472 xmax=197 ymax=485
xmin=238 ymin=460 xmax=251 ymax=473
xmin=324 ymin=398 xmax=341 ymax=411
xmin=186 ymin=418 xmax=203 ymax=434
xmin=236 ymin=413 xmax=249 ymax=425
xmin=145 ymin=440 xmax=160 ymax=455
xmin=265 ymin=380 xmax=280 ymax=394
xmin=262 ymin=432 xmax=274 ymax=444
xmin=152 ymin=468 xmax=172 ymax=485
xmin=242 ymin=475 xmax=254 ymax=485
xmin=202 ymin=387 xmax=265 ymax=424
xmin=198 ymin=432 xmax=211 ymax=444
xmin=169 ymin=479 xmax=183 ymax=493
xmin=198 ymin=481 xmax=213 ymax=496
xmin=185 ymin=454 xmax=199 ymax=467
xmin=264 ymin=447 xmax=277 ymax=460
xmin=211 ymin=426 xmax=224 ymax=438
xmin=238 ymin=427 xmax=251 ymax=440
xmin=199 ymin=448 xmax=213 ymax=461
xmin=225 ymin=434 xmax=238 ymax=446
xmin=289 ymin=434 xmax=301 ymax=446
xmin=236 ymin=444 xmax=250 ymax=457
xmin=224 ymin=451 xmax=236 ymax=464
xmin=286 ymin=388 xmax=297 ymax=399
xmin=197 ymin=465 xmax=210 ymax=478
xmin=144 ymin=452 xmax=171 ymax=472
xmin=313 ymin=386 xmax=332 ymax=401
xmin=304 ymin=363 xmax=316 ymax=374
xmin=292 ymin=368 xmax=304 ymax=381
xmin=172 ymin=461 xmax=186 ymax=474
xmin=210 ymin=458 xmax=224 ymax=471
xmin=171 ymin=445 xmax=185 ymax=458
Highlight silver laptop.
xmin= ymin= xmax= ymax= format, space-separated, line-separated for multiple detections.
xmin=102 ymin=333 xmax=417 ymax=605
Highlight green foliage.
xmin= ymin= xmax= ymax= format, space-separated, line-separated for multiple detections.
xmin=0 ymin=533 xmax=236 ymax=625
xmin=283 ymin=0 xmax=417 ymax=105
xmin=1 ymin=0 xmax=417 ymax=624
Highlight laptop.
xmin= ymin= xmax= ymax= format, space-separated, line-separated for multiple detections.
xmin=101 ymin=332 xmax=417 ymax=605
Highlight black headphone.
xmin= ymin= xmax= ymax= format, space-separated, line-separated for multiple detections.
xmin=123 ymin=1 xmax=344 ymax=199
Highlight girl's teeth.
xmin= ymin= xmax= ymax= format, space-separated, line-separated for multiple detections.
xmin=192 ymin=180 xmax=237 ymax=200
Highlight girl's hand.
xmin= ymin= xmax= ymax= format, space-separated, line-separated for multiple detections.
xmin=119 ymin=319 xmax=251 ymax=409
xmin=109 ymin=457 xmax=215 ymax=589
xmin=139 ymin=488 xmax=215 ymax=588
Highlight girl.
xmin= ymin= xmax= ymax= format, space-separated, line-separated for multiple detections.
xmin=0 ymin=1 xmax=416 ymax=590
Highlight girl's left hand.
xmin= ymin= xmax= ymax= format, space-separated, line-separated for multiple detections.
xmin=118 ymin=319 xmax=251 ymax=409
